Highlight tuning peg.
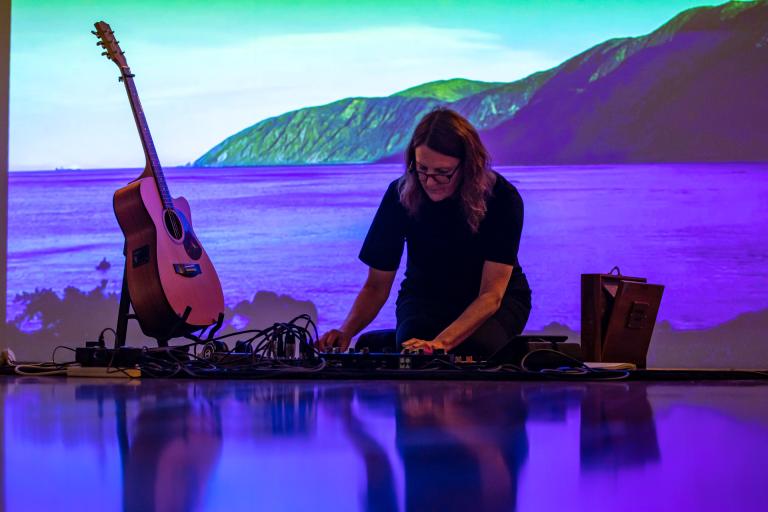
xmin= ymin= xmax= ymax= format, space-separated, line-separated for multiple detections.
xmin=101 ymin=51 xmax=108 ymax=56
xmin=96 ymin=41 xmax=104 ymax=46
xmin=91 ymin=30 xmax=98 ymax=36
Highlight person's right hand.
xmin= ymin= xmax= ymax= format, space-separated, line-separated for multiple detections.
xmin=317 ymin=329 xmax=352 ymax=352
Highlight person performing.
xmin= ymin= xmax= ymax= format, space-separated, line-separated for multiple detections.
xmin=319 ymin=108 xmax=531 ymax=357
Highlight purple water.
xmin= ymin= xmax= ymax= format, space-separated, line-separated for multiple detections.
xmin=7 ymin=163 xmax=768 ymax=333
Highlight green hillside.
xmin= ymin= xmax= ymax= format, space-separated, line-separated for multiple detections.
xmin=392 ymin=78 xmax=505 ymax=102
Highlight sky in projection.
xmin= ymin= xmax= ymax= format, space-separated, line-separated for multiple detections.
xmin=9 ymin=0 xmax=712 ymax=170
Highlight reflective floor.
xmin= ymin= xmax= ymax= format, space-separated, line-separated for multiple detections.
xmin=1 ymin=378 xmax=767 ymax=512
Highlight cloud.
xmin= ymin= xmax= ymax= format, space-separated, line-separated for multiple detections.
xmin=10 ymin=25 xmax=558 ymax=169
xmin=138 ymin=25 xmax=556 ymax=100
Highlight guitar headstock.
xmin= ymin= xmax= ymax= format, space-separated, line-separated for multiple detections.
xmin=92 ymin=21 xmax=129 ymax=70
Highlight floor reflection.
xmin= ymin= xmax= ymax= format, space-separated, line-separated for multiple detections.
xmin=1 ymin=378 xmax=767 ymax=511
xmin=120 ymin=389 xmax=222 ymax=512
xmin=579 ymin=383 xmax=660 ymax=471
xmin=324 ymin=385 xmax=398 ymax=511
xmin=394 ymin=383 xmax=528 ymax=512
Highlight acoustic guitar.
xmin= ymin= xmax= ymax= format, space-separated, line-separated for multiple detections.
xmin=93 ymin=21 xmax=224 ymax=338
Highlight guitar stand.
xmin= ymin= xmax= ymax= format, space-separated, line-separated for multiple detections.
xmin=114 ymin=263 xmax=202 ymax=349
xmin=154 ymin=306 xmax=192 ymax=348
xmin=201 ymin=312 xmax=225 ymax=342
xmin=113 ymin=263 xmax=134 ymax=349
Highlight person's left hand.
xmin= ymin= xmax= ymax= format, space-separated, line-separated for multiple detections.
xmin=401 ymin=338 xmax=450 ymax=354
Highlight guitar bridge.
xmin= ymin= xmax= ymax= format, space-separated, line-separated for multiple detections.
xmin=173 ymin=263 xmax=202 ymax=278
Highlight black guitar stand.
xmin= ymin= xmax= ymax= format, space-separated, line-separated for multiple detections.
xmin=113 ymin=262 xmax=135 ymax=349
xmin=114 ymin=262 xmax=224 ymax=348
xmin=113 ymin=258 xmax=192 ymax=348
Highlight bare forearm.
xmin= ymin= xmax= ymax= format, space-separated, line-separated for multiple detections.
xmin=339 ymin=286 xmax=389 ymax=338
xmin=434 ymin=293 xmax=502 ymax=350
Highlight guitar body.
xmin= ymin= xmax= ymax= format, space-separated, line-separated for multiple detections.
xmin=114 ymin=176 xmax=224 ymax=337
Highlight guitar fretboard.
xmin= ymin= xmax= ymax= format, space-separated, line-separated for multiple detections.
xmin=120 ymin=67 xmax=174 ymax=210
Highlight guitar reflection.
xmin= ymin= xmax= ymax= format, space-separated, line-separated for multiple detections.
xmin=119 ymin=387 xmax=223 ymax=512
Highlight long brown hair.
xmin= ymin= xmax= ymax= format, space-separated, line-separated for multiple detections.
xmin=398 ymin=108 xmax=495 ymax=233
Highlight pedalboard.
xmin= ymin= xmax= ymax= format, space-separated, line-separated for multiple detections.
xmin=320 ymin=351 xmax=459 ymax=370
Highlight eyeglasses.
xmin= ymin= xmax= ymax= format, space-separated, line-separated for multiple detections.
xmin=409 ymin=162 xmax=460 ymax=185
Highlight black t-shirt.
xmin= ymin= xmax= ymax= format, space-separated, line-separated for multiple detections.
xmin=359 ymin=172 xmax=531 ymax=313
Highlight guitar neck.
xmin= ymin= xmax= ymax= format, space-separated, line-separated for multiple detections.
xmin=120 ymin=67 xmax=174 ymax=209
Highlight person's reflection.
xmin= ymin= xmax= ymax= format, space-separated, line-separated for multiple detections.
xmin=322 ymin=384 xmax=399 ymax=512
xmin=121 ymin=387 xmax=223 ymax=512
xmin=395 ymin=382 xmax=529 ymax=512
xmin=579 ymin=383 xmax=660 ymax=471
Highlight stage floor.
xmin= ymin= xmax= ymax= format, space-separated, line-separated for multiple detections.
xmin=1 ymin=377 xmax=766 ymax=511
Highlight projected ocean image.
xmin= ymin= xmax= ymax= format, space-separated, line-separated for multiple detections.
xmin=7 ymin=163 xmax=768 ymax=349
xmin=8 ymin=1 xmax=768 ymax=364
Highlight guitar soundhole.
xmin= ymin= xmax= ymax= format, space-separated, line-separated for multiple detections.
xmin=163 ymin=209 xmax=184 ymax=241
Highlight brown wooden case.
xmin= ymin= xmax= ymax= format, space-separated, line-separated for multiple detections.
xmin=581 ymin=273 xmax=664 ymax=368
